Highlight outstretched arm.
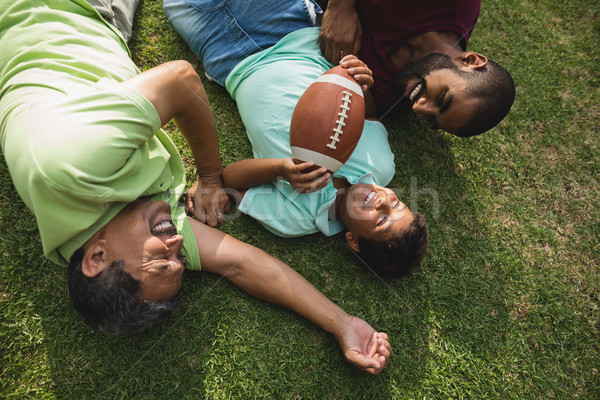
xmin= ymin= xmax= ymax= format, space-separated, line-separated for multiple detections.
xmin=319 ymin=0 xmax=362 ymax=65
xmin=121 ymin=60 xmax=230 ymax=226
xmin=223 ymin=157 xmax=331 ymax=193
xmin=189 ymin=218 xmax=391 ymax=374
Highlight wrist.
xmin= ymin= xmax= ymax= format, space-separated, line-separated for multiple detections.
xmin=328 ymin=308 xmax=353 ymax=340
xmin=279 ymin=158 xmax=289 ymax=179
xmin=197 ymin=168 xmax=224 ymax=181
xmin=329 ymin=0 xmax=357 ymax=12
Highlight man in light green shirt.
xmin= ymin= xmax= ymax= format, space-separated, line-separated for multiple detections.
xmin=0 ymin=0 xmax=391 ymax=374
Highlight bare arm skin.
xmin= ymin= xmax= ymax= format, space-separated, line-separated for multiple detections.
xmin=189 ymin=217 xmax=392 ymax=374
xmin=121 ymin=60 xmax=230 ymax=226
xmin=319 ymin=0 xmax=362 ymax=65
xmin=223 ymin=157 xmax=330 ymax=193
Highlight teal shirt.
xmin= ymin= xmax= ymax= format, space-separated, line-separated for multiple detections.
xmin=0 ymin=0 xmax=200 ymax=268
xmin=226 ymin=28 xmax=395 ymax=237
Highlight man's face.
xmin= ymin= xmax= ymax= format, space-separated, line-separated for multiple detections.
xmin=338 ymin=184 xmax=413 ymax=242
xmin=397 ymin=53 xmax=478 ymax=135
xmin=99 ymin=200 xmax=185 ymax=301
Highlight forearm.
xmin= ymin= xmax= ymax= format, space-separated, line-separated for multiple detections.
xmin=222 ymin=158 xmax=284 ymax=190
xmin=227 ymin=246 xmax=351 ymax=336
xmin=169 ymin=65 xmax=222 ymax=177
xmin=122 ymin=61 xmax=223 ymax=177
xmin=326 ymin=0 xmax=357 ymax=11
xmin=192 ymin=218 xmax=350 ymax=336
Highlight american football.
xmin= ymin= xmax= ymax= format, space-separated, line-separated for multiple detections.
xmin=290 ymin=65 xmax=365 ymax=174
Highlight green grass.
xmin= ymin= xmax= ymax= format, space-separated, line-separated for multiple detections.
xmin=1 ymin=0 xmax=599 ymax=398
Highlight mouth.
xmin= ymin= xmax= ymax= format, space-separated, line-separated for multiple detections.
xmin=408 ymin=81 xmax=424 ymax=103
xmin=151 ymin=219 xmax=178 ymax=237
xmin=363 ymin=190 xmax=377 ymax=208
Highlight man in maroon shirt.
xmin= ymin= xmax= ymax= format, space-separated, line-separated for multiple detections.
xmin=317 ymin=0 xmax=515 ymax=137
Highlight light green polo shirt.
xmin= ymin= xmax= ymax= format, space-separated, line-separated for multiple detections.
xmin=0 ymin=0 xmax=200 ymax=268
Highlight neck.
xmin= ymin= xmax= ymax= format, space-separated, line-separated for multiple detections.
xmin=390 ymin=31 xmax=464 ymax=71
xmin=330 ymin=177 xmax=350 ymax=220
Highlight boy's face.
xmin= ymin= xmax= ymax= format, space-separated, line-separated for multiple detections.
xmin=338 ymin=184 xmax=413 ymax=241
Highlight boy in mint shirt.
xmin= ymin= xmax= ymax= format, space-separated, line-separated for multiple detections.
xmin=165 ymin=0 xmax=429 ymax=277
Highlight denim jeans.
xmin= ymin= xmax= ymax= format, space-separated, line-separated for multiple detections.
xmin=163 ymin=0 xmax=322 ymax=86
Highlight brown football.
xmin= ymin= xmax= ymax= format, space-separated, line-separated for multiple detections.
xmin=290 ymin=65 xmax=365 ymax=174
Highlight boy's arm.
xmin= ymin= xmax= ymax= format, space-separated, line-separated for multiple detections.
xmin=121 ymin=60 xmax=230 ymax=226
xmin=189 ymin=217 xmax=391 ymax=374
xmin=223 ymin=157 xmax=331 ymax=193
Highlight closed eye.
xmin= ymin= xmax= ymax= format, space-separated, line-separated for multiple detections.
xmin=439 ymin=92 xmax=454 ymax=115
xmin=377 ymin=215 xmax=388 ymax=226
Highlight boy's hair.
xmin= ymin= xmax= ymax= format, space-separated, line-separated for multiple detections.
xmin=67 ymin=248 xmax=180 ymax=335
xmin=355 ymin=211 xmax=429 ymax=278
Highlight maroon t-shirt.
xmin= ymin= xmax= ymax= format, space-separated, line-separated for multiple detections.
xmin=354 ymin=0 xmax=481 ymax=115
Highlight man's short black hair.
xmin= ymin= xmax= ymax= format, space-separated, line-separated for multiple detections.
xmin=354 ymin=211 xmax=429 ymax=278
xmin=458 ymin=59 xmax=516 ymax=137
xmin=67 ymin=248 xmax=180 ymax=335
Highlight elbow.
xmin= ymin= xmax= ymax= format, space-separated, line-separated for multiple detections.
xmin=229 ymin=247 xmax=290 ymax=298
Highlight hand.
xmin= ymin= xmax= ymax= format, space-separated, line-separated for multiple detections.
xmin=335 ymin=315 xmax=391 ymax=374
xmin=319 ymin=2 xmax=362 ymax=65
xmin=339 ymin=55 xmax=373 ymax=93
xmin=281 ymin=158 xmax=331 ymax=193
xmin=186 ymin=174 xmax=231 ymax=227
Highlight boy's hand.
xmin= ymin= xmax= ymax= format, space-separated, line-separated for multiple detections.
xmin=281 ymin=157 xmax=330 ymax=193
xmin=339 ymin=55 xmax=373 ymax=93
xmin=186 ymin=174 xmax=231 ymax=226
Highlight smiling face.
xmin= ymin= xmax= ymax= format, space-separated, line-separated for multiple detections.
xmin=83 ymin=200 xmax=185 ymax=301
xmin=337 ymin=184 xmax=414 ymax=242
xmin=397 ymin=53 xmax=479 ymax=135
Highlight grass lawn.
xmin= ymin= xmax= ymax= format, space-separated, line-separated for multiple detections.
xmin=1 ymin=0 xmax=599 ymax=398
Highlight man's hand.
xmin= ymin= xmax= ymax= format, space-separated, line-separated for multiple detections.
xmin=335 ymin=315 xmax=391 ymax=374
xmin=282 ymin=158 xmax=330 ymax=193
xmin=186 ymin=174 xmax=231 ymax=226
xmin=319 ymin=0 xmax=362 ymax=65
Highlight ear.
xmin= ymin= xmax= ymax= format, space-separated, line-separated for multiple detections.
xmin=82 ymin=240 xmax=109 ymax=278
xmin=457 ymin=52 xmax=488 ymax=70
xmin=345 ymin=231 xmax=361 ymax=253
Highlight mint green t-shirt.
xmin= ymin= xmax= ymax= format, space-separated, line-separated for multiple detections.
xmin=0 ymin=0 xmax=200 ymax=268
xmin=226 ymin=28 xmax=395 ymax=237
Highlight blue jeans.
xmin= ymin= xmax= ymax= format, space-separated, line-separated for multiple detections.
xmin=163 ymin=0 xmax=322 ymax=86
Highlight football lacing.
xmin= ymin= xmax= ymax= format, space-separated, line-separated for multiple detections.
xmin=327 ymin=91 xmax=352 ymax=150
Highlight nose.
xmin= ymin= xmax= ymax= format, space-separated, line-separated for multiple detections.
xmin=412 ymin=96 xmax=437 ymax=118
xmin=166 ymin=234 xmax=184 ymax=259
xmin=375 ymin=192 xmax=388 ymax=210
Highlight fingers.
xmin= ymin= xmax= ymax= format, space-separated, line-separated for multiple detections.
xmin=345 ymin=349 xmax=382 ymax=373
xmin=213 ymin=192 xmax=231 ymax=225
xmin=188 ymin=180 xmax=231 ymax=227
xmin=289 ymin=162 xmax=330 ymax=193
xmin=339 ymin=56 xmax=373 ymax=91
xmin=185 ymin=191 xmax=195 ymax=215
